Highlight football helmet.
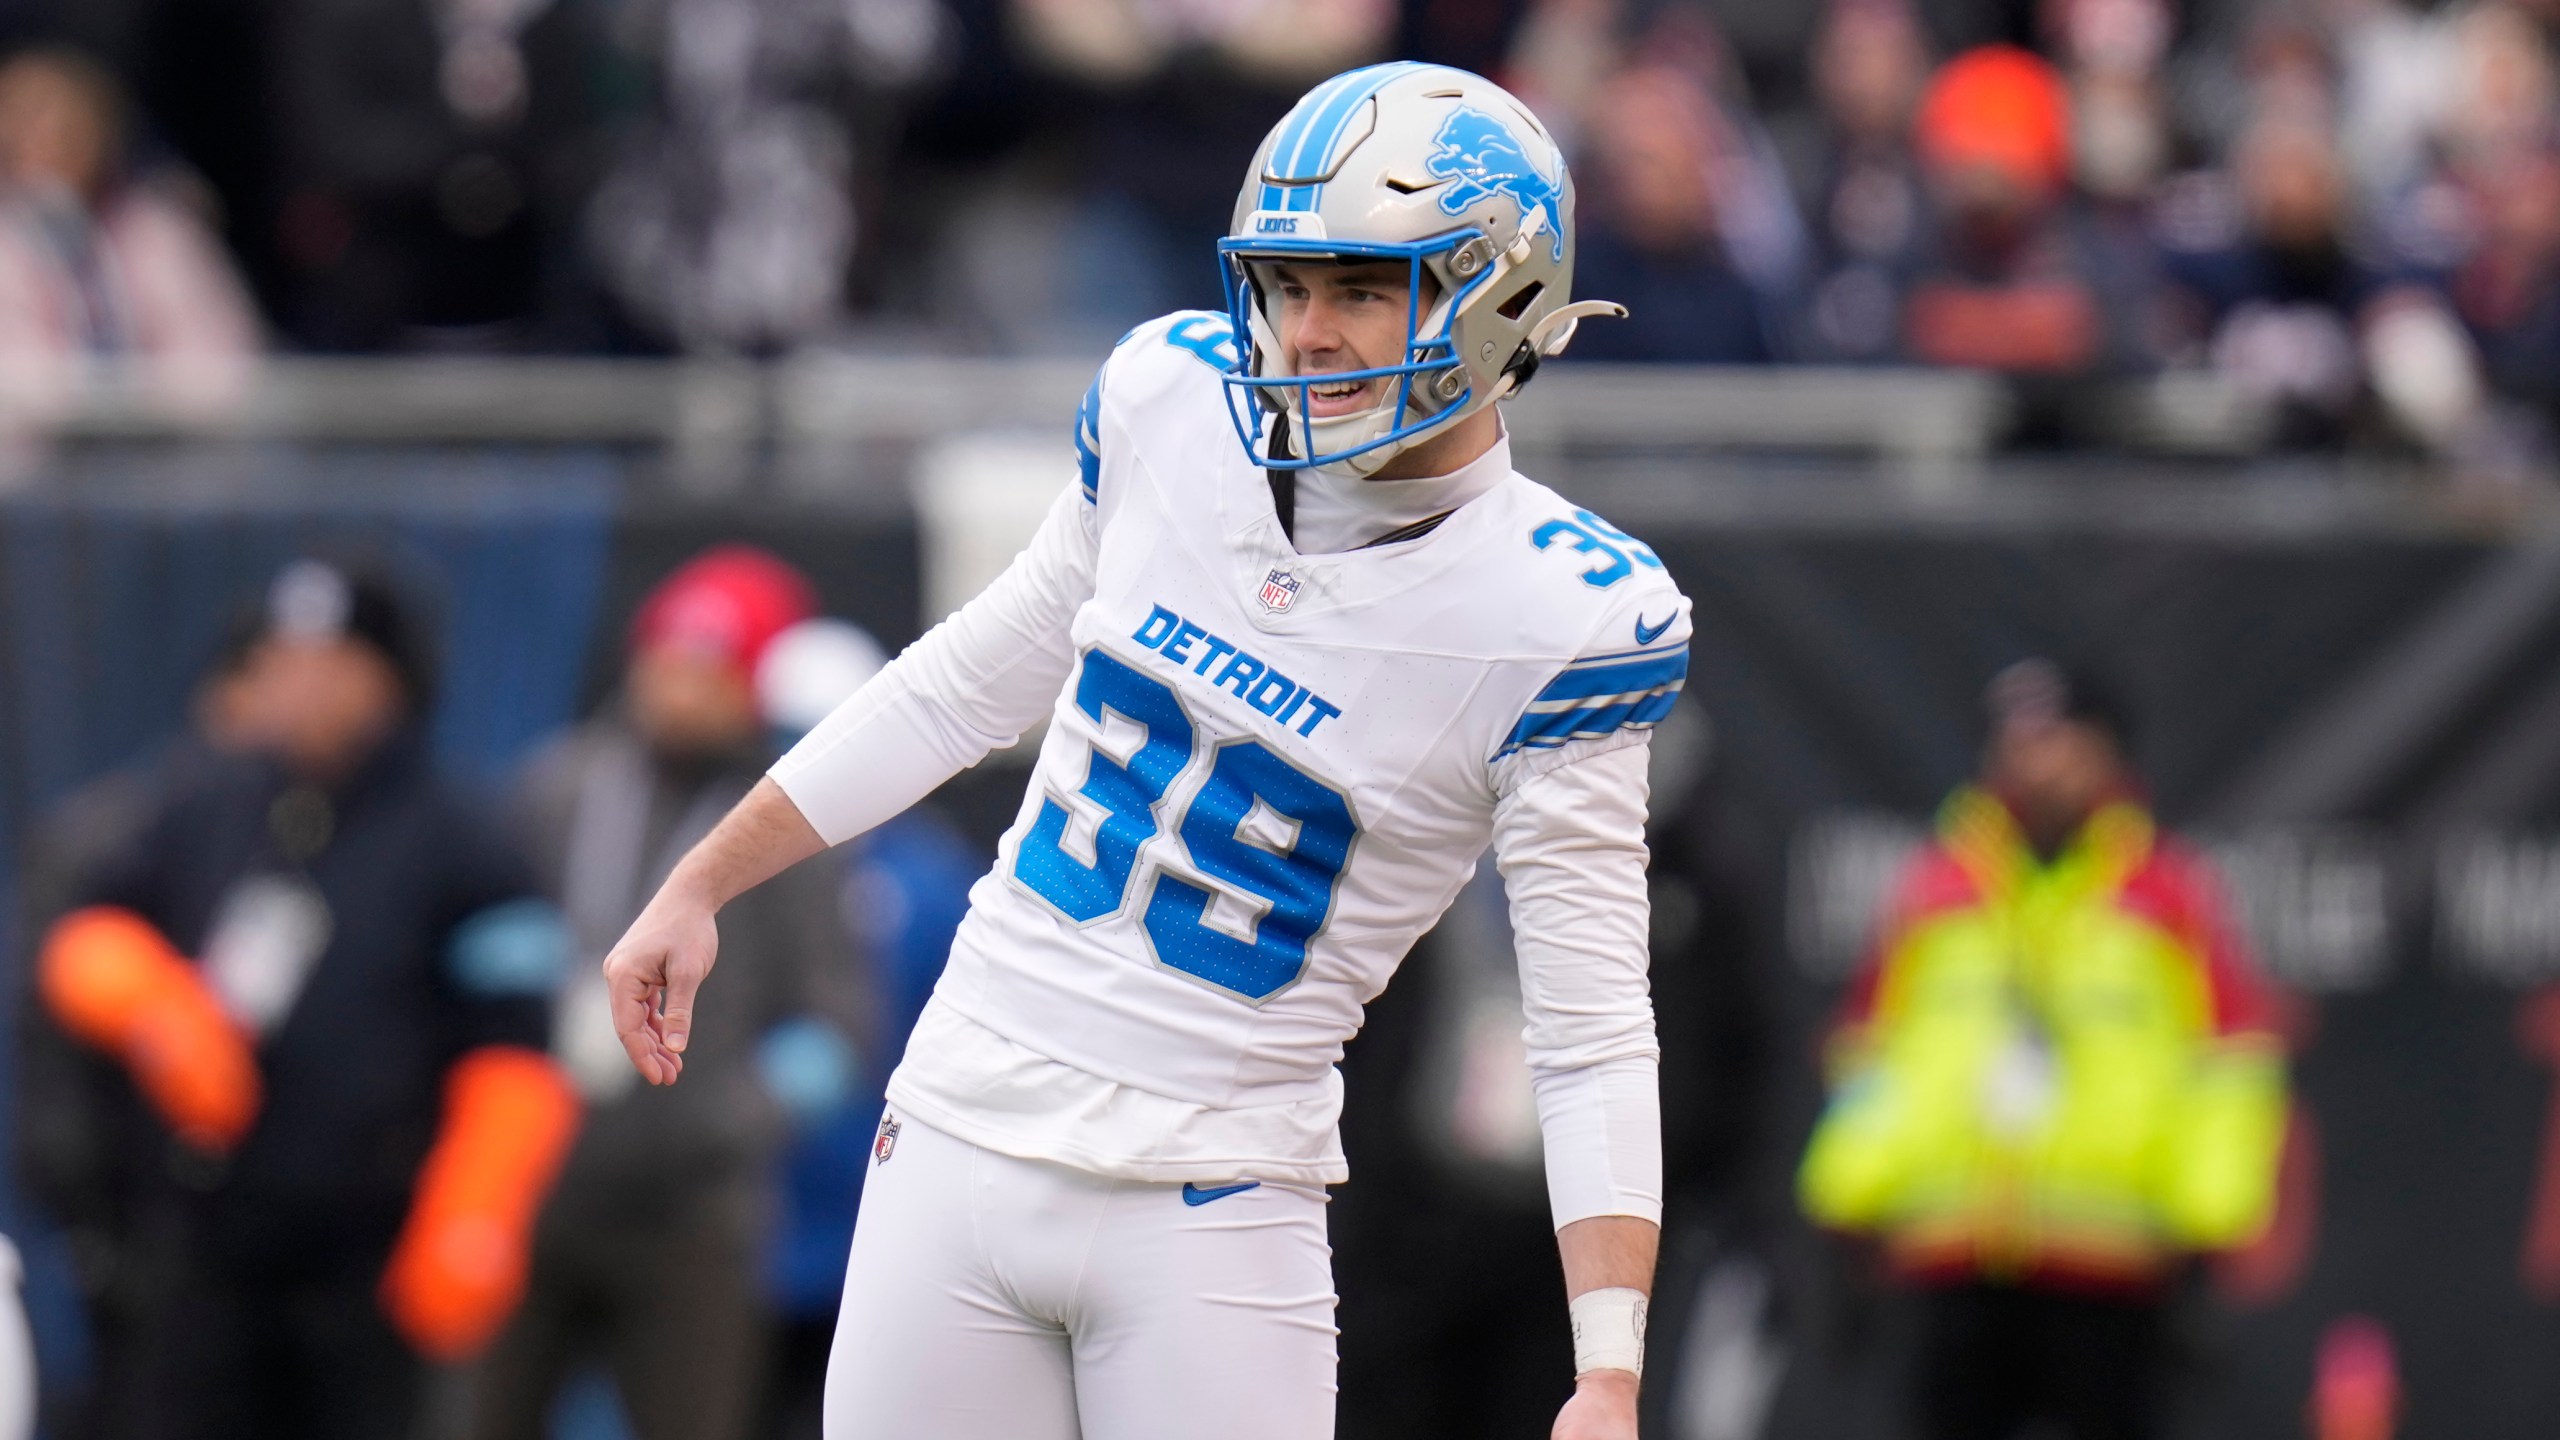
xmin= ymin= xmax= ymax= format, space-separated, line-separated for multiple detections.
xmin=1219 ymin=62 xmax=1622 ymax=475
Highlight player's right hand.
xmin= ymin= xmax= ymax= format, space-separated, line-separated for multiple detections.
xmin=600 ymin=886 xmax=721 ymax=1086
xmin=1552 ymin=1369 xmax=1639 ymax=1440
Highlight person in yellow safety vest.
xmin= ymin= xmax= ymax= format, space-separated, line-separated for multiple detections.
xmin=1800 ymin=657 xmax=2288 ymax=1440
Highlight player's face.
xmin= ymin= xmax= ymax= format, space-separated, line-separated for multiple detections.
xmin=1265 ymin=261 xmax=1437 ymax=420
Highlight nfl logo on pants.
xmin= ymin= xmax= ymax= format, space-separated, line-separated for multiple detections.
xmin=1258 ymin=568 xmax=1301 ymax=614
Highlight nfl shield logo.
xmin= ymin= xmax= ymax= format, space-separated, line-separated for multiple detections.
xmin=1257 ymin=568 xmax=1302 ymax=614
xmin=874 ymin=1114 xmax=901 ymax=1164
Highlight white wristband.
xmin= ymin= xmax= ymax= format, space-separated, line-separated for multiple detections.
xmin=1568 ymin=1287 xmax=1648 ymax=1379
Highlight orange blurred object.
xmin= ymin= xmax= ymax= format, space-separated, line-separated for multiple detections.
xmin=379 ymin=1046 xmax=581 ymax=1362
xmin=1914 ymin=45 xmax=2074 ymax=194
xmin=38 ymin=906 xmax=261 ymax=1152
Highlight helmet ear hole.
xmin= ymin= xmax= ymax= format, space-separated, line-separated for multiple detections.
xmin=1495 ymin=280 xmax=1545 ymax=322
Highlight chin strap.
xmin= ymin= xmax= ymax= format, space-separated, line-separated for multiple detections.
xmin=1265 ymin=410 xmax=1297 ymax=542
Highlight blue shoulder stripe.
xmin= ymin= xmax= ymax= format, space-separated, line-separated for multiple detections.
xmin=1566 ymin=638 xmax=1689 ymax=668
xmin=1495 ymin=644 xmax=1688 ymax=760
xmin=1074 ymin=364 xmax=1103 ymax=504
xmin=1534 ymin=650 xmax=1689 ymax=703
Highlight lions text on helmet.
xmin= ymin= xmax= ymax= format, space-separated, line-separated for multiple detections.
xmin=1219 ymin=62 xmax=1625 ymax=476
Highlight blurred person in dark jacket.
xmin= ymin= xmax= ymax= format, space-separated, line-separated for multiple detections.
xmin=1799 ymin=658 xmax=2287 ymax=1440
xmin=1566 ymin=62 xmax=1782 ymax=363
xmin=32 ymin=557 xmax=582 ymax=1440
xmin=2449 ymin=143 xmax=2560 ymax=418
xmin=1793 ymin=0 xmax=1933 ymax=360
xmin=0 ymin=47 xmax=257 ymax=418
xmin=2157 ymin=109 xmax=2508 ymax=457
xmin=262 ymin=0 xmax=595 ymax=348
xmin=465 ymin=546 xmax=865 ymax=1440
xmin=2157 ymin=116 xmax=2390 ymax=445
xmin=14 ymin=619 xmax=268 ymax=1440
xmin=1899 ymin=46 xmax=2149 ymax=374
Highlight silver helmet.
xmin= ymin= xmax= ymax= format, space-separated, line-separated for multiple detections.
xmin=1217 ymin=62 xmax=1623 ymax=476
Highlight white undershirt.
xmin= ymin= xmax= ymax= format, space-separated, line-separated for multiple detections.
xmin=1289 ymin=422 xmax=1513 ymax=554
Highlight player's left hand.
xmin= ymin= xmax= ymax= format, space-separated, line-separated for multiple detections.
xmin=1552 ymin=1369 xmax=1639 ymax=1440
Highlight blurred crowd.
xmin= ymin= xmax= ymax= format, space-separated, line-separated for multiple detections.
xmin=0 ymin=0 xmax=2556 ymax=462
xmin=10 ymin=548 xmax=981 ymax=1440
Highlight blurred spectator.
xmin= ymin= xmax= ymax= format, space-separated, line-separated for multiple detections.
xmin=0 ymin=47 xmax=257 ymax=419
xmin=2450 ymin=143 xmax=2560 ymax=415
xmin=1567 ymin=63 xmax=1784 ymax=363
xmin=1793 ymin=0 xmax=1932 ymax=359
xmin=29 ymin=558 xmax=580 ymax=1439
xmin=2044 ymin=0 xmax=2173 ymax=205
xmin=936 ymin=0 xmax=1388 ymax=350
xmin=2436 ymin=4 xmax=2557 ymax=179
xmin=585 ymin=0 xmax=951 ymax=354
xmin=1503 ymin=0 xmax=1627 ymax=157
xmin=2156 ymin=116 xmax=2389 ymax=444
xmin=1798 ymin=658 xmax=2288 ymax=1440
xmin=466 ymin=547 xmax=864 ymax=1440
xmin=13 ymin=620 xmax=265 ymax=1440
xmin=2151 ymin=101 xmax=2508 ymax=461
xmin=1011 ymin=0 xmax=1386 ymax=87
xmin=1899 ymin=45 xmax=2146 ymax=373
xmin=262 ymin=0 xmax=596 ymax=349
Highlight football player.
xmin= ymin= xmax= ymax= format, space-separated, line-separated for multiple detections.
xmin=604 ymin=61 xmax=1688 ymax=1440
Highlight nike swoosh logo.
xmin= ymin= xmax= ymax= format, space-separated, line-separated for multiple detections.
xmin=1182 ymin=1181 xmax=1261 ymax=1206
xmin=1634 ymin=613 xmax=1674 ymax=646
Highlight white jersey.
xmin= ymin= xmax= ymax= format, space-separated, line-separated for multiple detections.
xmin=775 ymin=311 xmax=1687 ymax=1225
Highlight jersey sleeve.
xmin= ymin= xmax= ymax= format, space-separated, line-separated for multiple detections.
xmin=1491 ymin=728 xmax=1664 ymax=1230
xmin=1488 ymin=563 xmax=1693 ymax=797
xmin=1073 ymin=360 xmax=1103 ymax=510
xmin=772 ymin=479 xmax=1099 ymax=845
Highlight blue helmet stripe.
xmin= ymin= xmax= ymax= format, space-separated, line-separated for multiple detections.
xmin=1263 ymin=62 xmax=1431 ymax=214
xmin=1260 ymin=69 xmax=1359 ymax=213
xmin=1259 ymin=71 xmax=1353 ymax=213
xmin=1262 ymin=67 xmax=1374 ymax=212
xmin=1293 ymin=62 xmax=1431 ymax=211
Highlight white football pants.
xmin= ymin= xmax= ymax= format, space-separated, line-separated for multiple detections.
xmin=822 ymin=1112 xmax=1339 ymax=1440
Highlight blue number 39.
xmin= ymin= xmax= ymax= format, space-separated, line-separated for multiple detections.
xmin=1532 ymin=509 xmax=1664 ymax=588
xmin=1011 ymin=650 xmax=1358 ymax=1002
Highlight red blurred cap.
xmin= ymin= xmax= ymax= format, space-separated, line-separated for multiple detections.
xmin=629 ymin=545 xmax=818 ymax=681
xmin=1915 ymin=45 xmax=2073 ymax=193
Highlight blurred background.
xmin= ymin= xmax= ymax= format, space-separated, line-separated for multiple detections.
xmin=0 ymin=0 xmax=2552 ymax=1436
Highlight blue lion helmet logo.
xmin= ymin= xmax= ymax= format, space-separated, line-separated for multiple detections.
xmin=1423 ymin=107 xmax=1565 ymax=262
